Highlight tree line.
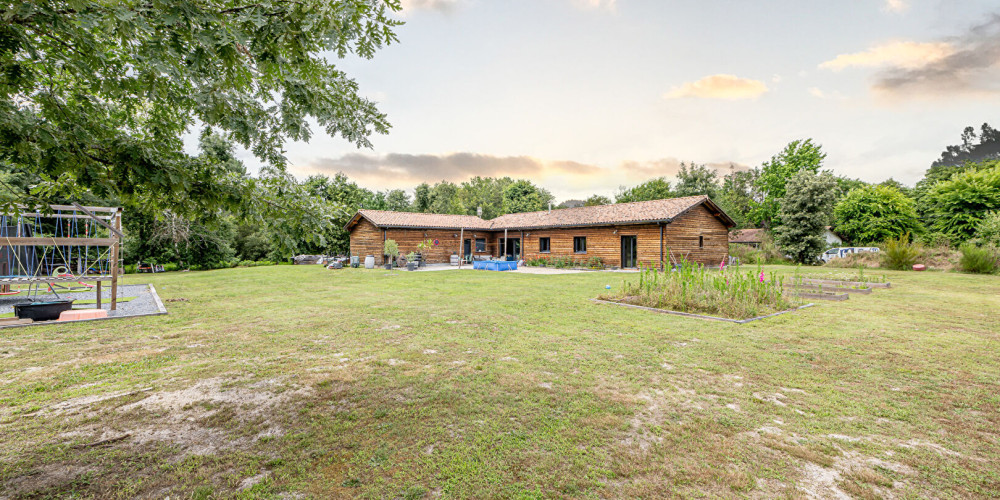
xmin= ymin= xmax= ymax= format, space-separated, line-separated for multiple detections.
xmin=6 ymin=125 xmax=997 ymax=269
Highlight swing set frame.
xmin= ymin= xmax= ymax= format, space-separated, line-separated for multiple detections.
xmin=0 ymin=205 xmax=123 ymax=311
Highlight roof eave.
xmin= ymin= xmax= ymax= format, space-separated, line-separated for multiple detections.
xmin=489 ymin=218 xmax=676 ymax=231
xmin=343 ymin=212 xmax=366 ymax=232
xmin=675 ymin=196 xmax=736 ymax=228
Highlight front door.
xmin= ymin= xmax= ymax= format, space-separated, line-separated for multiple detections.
xmin=464 ymin=239 xmax=472 ymax=259
xmin=621 ymin=235 xmax=637 ymax=268
xmin=504 ymin=238 xmax=521 ymax=260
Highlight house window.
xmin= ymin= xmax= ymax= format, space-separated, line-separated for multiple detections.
xmin=475 ymin=238 xmax=486 ymax=252
xmin=574 ymin=236 xmax=587 ymax=253
xmin=699 ymin=235 xmax=704 ymax=248
xmin=539 ymin=237 xmax=550 ymax=253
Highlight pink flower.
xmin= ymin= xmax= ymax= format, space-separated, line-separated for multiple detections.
xmin=719 ymin=259 xmax=725 ymax=271
xmin=759 ymin=271 xmax=765 ymax=283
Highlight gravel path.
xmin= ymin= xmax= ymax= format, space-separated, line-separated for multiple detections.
xmin=0 ymin=283 xmax=164 ymax=318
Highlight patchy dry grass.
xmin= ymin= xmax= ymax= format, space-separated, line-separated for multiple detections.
xmin=0 ymin=265 xmax=998 ymax=498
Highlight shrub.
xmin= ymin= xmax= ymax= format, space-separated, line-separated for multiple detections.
xmin=834 ymin=185 xmax=922 ymax=244
xmin=823 ymin=252 xmax=881 ymax=269
xmin=881 ymin=234 xmax=920 ymax=270
xmin=973 ymin=211 xmax=1000 ymax=247
xmin=586 ymin=256 xmax=604 ymax=269
xmin=917 ymin=231 xmax=953 ymax=248
xmin=552 ymin=256 xmax=573 ymax=269
xmin=958 ymin=244 xmax=998 ymax=274
xmin=925 ymin=163 xmax=1000 ymax=241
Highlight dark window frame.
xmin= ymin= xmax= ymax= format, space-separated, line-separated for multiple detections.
xmin=475 ymin=238 xmax=486 ymax=252
xmin=539 ymin=237 xmax=551 ymax=253
xmin=573 ymin=236 xmax=587 ymax=254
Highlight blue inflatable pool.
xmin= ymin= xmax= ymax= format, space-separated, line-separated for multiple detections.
xmin=472 ymin=260 xmax=518 ymax=271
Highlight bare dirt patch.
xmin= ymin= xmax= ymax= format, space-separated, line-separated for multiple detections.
xmin=76 ymin=377 xmax=314 ymax=458
xmin=3 ymin=464 xmax=95 ymax=497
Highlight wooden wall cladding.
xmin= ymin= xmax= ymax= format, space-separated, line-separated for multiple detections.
xmin=664 ymin=204 xmax=729 ymax=266
xmin=518 ymin=224 xmax=661 ymax=268
xmin=350 ymin=223 xmax=500 ymax=264
xmin=348 ymin=219 xmax=384 ymax=263
xmin=518 ymin=205 xmax=729 ymax=268
xmin=383 ymin=228 xmax=462 ymax=264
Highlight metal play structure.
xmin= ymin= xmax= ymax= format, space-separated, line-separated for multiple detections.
xmin=0 ymin=204 xmax=123 ymax=310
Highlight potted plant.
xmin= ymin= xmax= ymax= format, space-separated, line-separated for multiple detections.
xmin=416 ymin=239 xmax=432 ymax=267
xmin=383 ymin=239 xmax=399 ymax=270
xmin=406 ymin=252 xmax=418 ymax=271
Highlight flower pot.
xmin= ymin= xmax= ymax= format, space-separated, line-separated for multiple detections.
xmin=384 ymin=262 xmax=392 ymax=270
xmin=407 ymin=262 xmax=416 ymax=271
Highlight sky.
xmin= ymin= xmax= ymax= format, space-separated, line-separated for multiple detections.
xmin=262 ymin=0 xmax=1000 ymax=202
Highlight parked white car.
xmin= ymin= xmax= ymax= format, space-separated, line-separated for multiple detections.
xmin=819 ymin=247 xmax=880 ymax=263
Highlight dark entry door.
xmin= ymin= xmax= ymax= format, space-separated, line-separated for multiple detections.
xmin=504 ymin=238 xmax=521 ymax=260
xmin=621 ymin=235 xmax=637 ymax=268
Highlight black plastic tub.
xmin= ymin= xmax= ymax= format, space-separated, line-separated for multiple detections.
xmin=14 ymin=300 xmax=75 ymax=321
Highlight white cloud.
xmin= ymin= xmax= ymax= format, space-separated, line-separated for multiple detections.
xmin=664 ymin=74 xmax=769 ymax=100
xmin=883 ymin=0 xmax=908 ymax=13
xmin=821 ymin=17 xmax=1000 ymax=99
xmin=574 ymin=0 xmax=617 ymax=10
xmin=819 ymin=41 xmax=955 ymax=71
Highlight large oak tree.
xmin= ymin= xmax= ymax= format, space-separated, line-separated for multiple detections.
xmin=1 ymin=0 xmax=400 ymax=213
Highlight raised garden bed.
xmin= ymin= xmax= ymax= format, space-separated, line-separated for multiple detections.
xmin=800 ymin=278 xmax=891 ymax=289
xmin=789 ymin=290 xmax=849 ymax=301
xmin=786 ymin=283 xmax=872 ymax=294
xmin=593 ymin=299 xmax=815 ymax=323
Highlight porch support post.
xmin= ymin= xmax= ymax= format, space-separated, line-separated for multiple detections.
xmin=519 ymin=230 xmax=524 ymax=260
xmin=503 ymin=229 xmax=508 ymax=260
xmin=111 ymin=208 xmax=122 ymax=310
xmin=659 ymin=223 xmax=665 ymax=271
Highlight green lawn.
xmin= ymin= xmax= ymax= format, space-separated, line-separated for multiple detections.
xmin=0 ymin=265 xmax=998 ymax=498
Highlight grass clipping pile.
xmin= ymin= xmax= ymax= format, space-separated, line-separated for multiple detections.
xmin=599 ymin=261 xmax=799 ymax=320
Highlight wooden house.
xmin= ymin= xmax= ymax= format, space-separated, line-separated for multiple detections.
xmin=344 ymin=195 xmax=735 ymax=268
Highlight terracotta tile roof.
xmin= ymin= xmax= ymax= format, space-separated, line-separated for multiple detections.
xmin=351 ymin=210 xmax=493 ymax=230
xmin=729 ymin=228 xmax=765 ymax=243
xmin=347 ymin=196 xmax=734 ymax=231
xmin=488 ymin=195 xmax=728 ymax=229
